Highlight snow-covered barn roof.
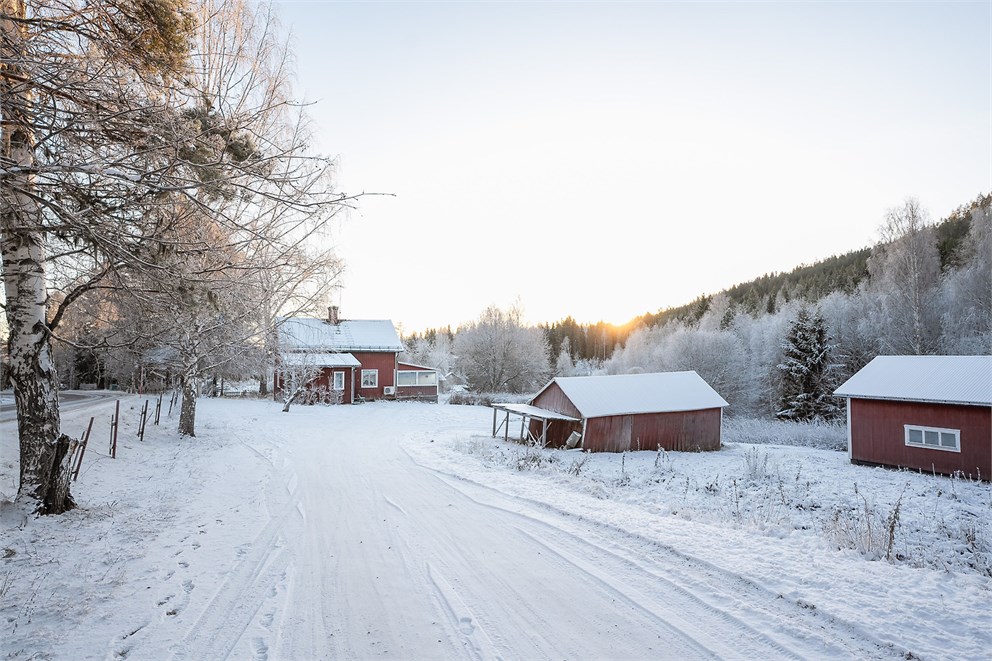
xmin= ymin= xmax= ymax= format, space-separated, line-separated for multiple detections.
xmin=834 ymin=355 xmax=992 ymax=407
xmin=535 ymin=372 xmax=729 ymax=418
xmin=278 ymin=352 xmax=361 ymax=368
xmin=278 ymin=317 xmax=404 ymax=353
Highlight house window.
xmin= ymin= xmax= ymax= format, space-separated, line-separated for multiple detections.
xmin=397 ymin=370 xmax=438 ymax=387
xmin=904 ymin=425 xmax=960 ymax=452
xmin=361 ymin=369 xmax=378 ymax=388
xmin=332 ymin=371 xmax=345 ymax=391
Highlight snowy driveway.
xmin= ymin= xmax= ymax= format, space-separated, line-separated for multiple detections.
xmin=5 ymin=398 xmax=940 ymax=660
xmin=153 ymin=401 xmax=891 ymax=660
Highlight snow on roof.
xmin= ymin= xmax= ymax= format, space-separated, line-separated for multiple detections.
xmin=492 ymin=403 xmax=581 ymax=422
xmin=833 ymin=355 xmax=992 ymax=406
xmin=398 ymin=362 xmax=436 ymax=371
xmin=278 ymin=352 xmax=361 ymax=368
xmin=536 ymin=372 xmax=729 ymax=418
xmin=279 ymin=317 xmax=404 ymax=353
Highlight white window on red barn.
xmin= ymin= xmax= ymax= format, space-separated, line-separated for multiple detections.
xmin=904 ymin=425 xmax=960 ymax=452
xmin=333 ymin=371 xmax=345 ymax=391
xmin=361 ymin=369 xmax=378 ymax=388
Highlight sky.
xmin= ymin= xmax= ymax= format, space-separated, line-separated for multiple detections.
xmin=272 ymin=1 xmax=991 ymax=334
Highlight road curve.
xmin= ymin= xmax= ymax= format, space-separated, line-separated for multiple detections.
xmin=170 ymin=404 xmax=893 ymax=660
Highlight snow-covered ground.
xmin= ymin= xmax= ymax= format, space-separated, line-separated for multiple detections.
xmin=1 ymin=397 xmax=990 ymax=659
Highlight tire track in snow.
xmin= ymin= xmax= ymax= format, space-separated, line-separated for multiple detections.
xmin=422 ymin=467 xmax=898 ymax=660
xmin=426 ymin=562 xmax=503 ymax=661
xmin=169 ymin=477 xmax=300 ymax=660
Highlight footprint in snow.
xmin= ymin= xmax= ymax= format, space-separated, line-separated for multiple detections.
xmin=459 ymin=617 xmax=475 ymax=635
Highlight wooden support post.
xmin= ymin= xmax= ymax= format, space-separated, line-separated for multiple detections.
xmin=519 ymin=414 xmax=525 ymax=442
xmin=111 ymin=400 xmax=120 ymax=459
xmin=154 ymin=393 xmax=163 ymax=426
xmin=504 ymin=410 xmax=509 ymax=443
xmin=73 ymin=416 xmax=94 ymax=481
xmin=492 ymin=407 xmax=497 ymax=437
xmin=542 ymin=418 xmax=548 ymax=448
xmin=138 ymin=399 xmax=149 ymax=441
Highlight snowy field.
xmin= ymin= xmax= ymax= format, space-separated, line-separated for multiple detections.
xmin=1 ymin=396 xmax=990 ymax=660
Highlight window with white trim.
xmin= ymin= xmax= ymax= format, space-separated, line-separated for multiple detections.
xmin=361 ymin=369 xmax=378 ymax=388
xmin=332 ymin=371 xmax=345 ymax=391
xmin=397 ymin=370 xmax=438 ymax=387
xmin=904 ymin=424 xmax=960 ymax=452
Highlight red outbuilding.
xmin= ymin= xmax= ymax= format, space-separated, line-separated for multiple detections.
xmin=494 ymin=371 xmax=728 ymax=452
xmin=834 ymin=355 xmax=992 ymax=480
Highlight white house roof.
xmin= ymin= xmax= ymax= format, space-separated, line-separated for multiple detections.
xmin=834 ymin=355 xmax=992 ymax=407
xmin=536 ymin=371 xmax=729 ymax=418
xmin=278 ymin=352 xmax=361 ymax=368
xmin=278 ymin=317 xmax=404 ymax=353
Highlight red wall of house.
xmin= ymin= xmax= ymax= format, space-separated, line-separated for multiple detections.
xmin=273 ymin=367 xmax=354 ymax=404
xmin=352 ymin=351 xmax=397 ymax=400
xmin=849 ymin=398 xmax=991 ymax=479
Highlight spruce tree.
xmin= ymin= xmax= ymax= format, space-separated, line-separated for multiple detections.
xmin=777 ymin=307 xmax=839 ymax=421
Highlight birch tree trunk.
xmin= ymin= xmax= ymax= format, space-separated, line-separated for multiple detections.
xmin=178 ymin=369 xmax=198 ymax=437
xmin=1 ymin=0 xmax=74 ymax=513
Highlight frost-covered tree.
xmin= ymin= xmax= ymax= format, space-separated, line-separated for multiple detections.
xmin=276 ymin=350 xmax=326 ymax=413
xmin=403 ymin=331 xmax=455 ymax=389
xmin=1 ymin=0 xmax=197 ymax=513
xmin=553 ymin=336 xmax=575 ymax=377
xmin=1 ymin=0 xmax=353 ymax=510
xmin=453 ymin=305 xmax=550 ymax=393
xmin=867 ymin=198 xmax=941 ymax=355
xmin=938 ymin=204 xmax=992 ymax=354
xmin=777 ymin=307 xmax=839 ymax=421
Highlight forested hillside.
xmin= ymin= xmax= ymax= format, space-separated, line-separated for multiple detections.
xmin=405 ymin=194 xmax=989 ymax=418
xmin=539 ymin=193 xmax=989 ymax=362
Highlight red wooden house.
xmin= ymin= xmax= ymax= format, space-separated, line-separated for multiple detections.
xmin=494 ymin=372 xmax=728 ymax=452
xmin=275 ymin=307 xmax=436 ymax=404
xmin=834 ymin=355 xmax=992 ymax=480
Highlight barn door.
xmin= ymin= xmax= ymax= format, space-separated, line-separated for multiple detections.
xmin=620 ymin=415 xmax=633 ymax=452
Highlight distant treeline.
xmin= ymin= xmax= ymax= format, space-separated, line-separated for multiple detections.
xmin=406 ymin=193 xmax=988 ymax=365
xmin=538 ymin=193 xmax=988 ymax=362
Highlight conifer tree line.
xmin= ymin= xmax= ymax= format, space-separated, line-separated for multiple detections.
xmin=406 ymin=195 xmax=990 ymax=418
xmin=1 ymin=0 xmax=352 ymax=513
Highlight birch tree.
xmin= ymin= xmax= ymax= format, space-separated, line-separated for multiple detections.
xmin=453 ymin=305 xmax=550 ymax=393
xmin=867 ymin=198 xmax=941 ymax=355
xmin=1 ymin=0 xmax=352 ymax=511
xmin=1 ymin=0 xmax=196 ymax=513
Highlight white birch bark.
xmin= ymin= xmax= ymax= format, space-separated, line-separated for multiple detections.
xmin=1 ymin=0 xmax=74 ymax=513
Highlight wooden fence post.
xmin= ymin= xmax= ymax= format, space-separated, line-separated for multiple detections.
xmin=138 ymin=399 xmax=149 ymax=441
xmin=73 ymin=416 xmax=94 ymax=481
xmin=154 ymin=393 xmax=163 ymax=426
xmin=111 ymin=399 xmax=120 ymax=459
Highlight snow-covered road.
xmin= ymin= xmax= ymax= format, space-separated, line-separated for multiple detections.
xmin=7 ymin=398 xmax=984 ymax=660
xmin=162 ymin=402 xmax=889 ymax=660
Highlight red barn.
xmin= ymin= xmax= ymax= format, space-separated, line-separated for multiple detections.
xmin=275 ymin=307 xmax=408 ymax=404
xmin=494 ymin=372 xmax=728 ymax=452
xmin=834 ymin=355 xmax=992 ymax=480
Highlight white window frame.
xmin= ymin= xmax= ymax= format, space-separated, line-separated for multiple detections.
xmin=361 ymin=369 xmax=378 ymax=389
xmin=332 ymin=371 xmax=345 ymax=391
xmin=904 ymin=424 xmax=960 ymax=453
xmin=396 ymin=370 xmax=438 ymax=387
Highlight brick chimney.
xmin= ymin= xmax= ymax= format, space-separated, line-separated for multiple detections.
xmin=328 ymin=305 xmax=340 ymax=325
